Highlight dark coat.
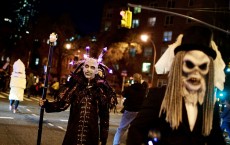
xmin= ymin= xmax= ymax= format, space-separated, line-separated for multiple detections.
xmin=122 ymin=82 xmax=146 ymax=112
xmin=44 ymin=71 xmax=117 ymax=145
xmin=126 ymin=86 xmax=225 ymax=145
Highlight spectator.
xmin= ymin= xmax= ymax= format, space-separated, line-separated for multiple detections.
xmin=26 ymin=73 xmax=35 ymax=98
xmin=113 ymin=73 xmax=147 ymax=145
xmin=49 ymin=77 xmax=59 ymax=100
xmin=221 ymin=99 xmax=230 ymax=140
xmin=141 ymin=79 xmax=149 ymax=98
xmin=34 ymin=75 xmax=40 ymax=97
xmin=1 ymin=57 xmax=11 ymax=92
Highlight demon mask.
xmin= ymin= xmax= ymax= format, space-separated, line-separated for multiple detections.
xmin=182 ymin=50 xmax=210 ymax=105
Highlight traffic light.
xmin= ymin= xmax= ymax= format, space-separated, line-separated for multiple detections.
xmin=120 ymin=10 xmax=127 ymax=27
xmin=120 ymin=9 xmax=132 ymax=29
xmin=126 ymin=9 xmax=132 ymax=29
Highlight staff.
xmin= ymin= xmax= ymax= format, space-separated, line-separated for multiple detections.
xmin=37 ymin=33 xmax=57 ymax=145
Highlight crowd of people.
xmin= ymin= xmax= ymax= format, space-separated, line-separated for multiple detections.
xmin=0 ymin=57 xmax=11 ymax=92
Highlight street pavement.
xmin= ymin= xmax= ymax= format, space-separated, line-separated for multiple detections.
xmin=0 ymin=91 xmax=127 ymax=145
xmin=1 ymin=91 xmax=228 ymax=145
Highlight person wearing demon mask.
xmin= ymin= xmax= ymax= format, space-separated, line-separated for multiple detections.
xmin=126 ymin=25 xmax=226 ymax=145
xmin=39 ymin=57 xmax=117 ymax=145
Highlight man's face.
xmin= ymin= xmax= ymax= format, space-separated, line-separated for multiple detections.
xmin=83 ymin=58 xmax=98 ymax=80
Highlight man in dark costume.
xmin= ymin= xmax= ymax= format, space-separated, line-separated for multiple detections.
xmin=126 ymin=25 xmax=226 ymax=145
xmin=40 ymin=57 xmax=117 ymax=145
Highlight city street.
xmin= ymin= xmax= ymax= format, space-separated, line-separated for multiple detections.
xmin=1 ymin=91 xmax=229 ymax=145
xmin=0 ymin=92 xmax=127 ymax=145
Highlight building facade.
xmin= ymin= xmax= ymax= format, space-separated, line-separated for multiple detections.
xmin=101 ymin=0 xmax=230 ymax=87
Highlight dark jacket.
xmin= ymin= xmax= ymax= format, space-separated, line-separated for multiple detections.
xmin=122 ymin=82 xmax=146 ymax=112
xmin=44 ymin=71 xmax=117 ymax=145
xmin=127 ymin=86 xmax=225 ymax=145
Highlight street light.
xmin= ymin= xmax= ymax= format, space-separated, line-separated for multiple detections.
xmin=65 ymin=43 xmax=72 ymax=50
xmin=140 ymin=34 xmax=156 ymax=87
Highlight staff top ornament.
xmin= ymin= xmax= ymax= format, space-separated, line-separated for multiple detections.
xmin=49 ymin=32 xmax=58 ymax=46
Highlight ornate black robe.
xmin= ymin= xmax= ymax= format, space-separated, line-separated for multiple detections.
xmin=44 ymin=71 xmax=117 ymax=145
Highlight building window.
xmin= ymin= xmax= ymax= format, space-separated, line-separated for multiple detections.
xmin=160 ymin=47 xmax=167 ymax=56
xmin=167 ymin=0 xmax=175 ymax=8
xmin=186 ymin=13 xmax=193 ymax=23
xmin=142 ymin=62 xmax=151 ymax=73
xmin=163 ymin=31 xmax=172 ymax=42
xmin=133 ymin=6 xmax=141 ymax=14
xmin=188 ymin=0 xmax=194 ymax=6
xmin=90 ymin=36 xmax=97 ymax=42
xmin=148 ymin=17 xmax=156 ymax=26
xmin=129 ymin=48 xmax=136 ymax=57
xmin=164 ymin=15 xmax=174 ymax=26
xmin=132 ymin=19 xmax=139 ymax=28
xmin=104 ymin=21 xmax=111 ymax=31
xmin=157 ymin=79 xmax=168 ymax=87
xmin=144 ymin=47 xmax=152 ymax=57
xmin=150 ymin=1 xmax=158 ymax=7
xmin=105 ymin=9 xmax=113 ymax=19
xmin=35 ymin=58 xmax=39 ymax=65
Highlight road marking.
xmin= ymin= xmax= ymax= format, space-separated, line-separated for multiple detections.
xmin=1 ymin=92 xmax=9 ymax=95
xmin=60 ymin=119 xmax=68 ymax=122
xmin=31 ymin=97 xmax=39 ymax=101
xmin=0 ymin=117 xmax=14 ymax=119
xmin=48 ymin=123 xmax=54 ymax=126
xmin=26 ymin=109 xmax=32 ymax=112
xmin=0 ymin=96 xmax=6 ymax=99
xmin=57 ymin=126 xmax=66 ymax=131
xmin=23 ymin=97 xmax=32 ymax=101
xmin=32 ymin=114 xmax=38 ymax=117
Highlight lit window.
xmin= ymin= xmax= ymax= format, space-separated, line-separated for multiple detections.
xmin=91 ymin=36 xmax=97 ymax=42
xmin=163 ymin=31 xmax=172 ymax=42
xmin=133 ymin=6 xmax=141 ymax=14
xmin=129 ymin=48 xmax=136 ymax=57
xmin=35 ymin=58 xmax=39 ymax=65
xmin=148 ymin=17 xmax=156 ymax=26
xmin=142 ymin=62 xmax=151 ymax=73
xmin=132 ymin=19 xmax=139 ymax=28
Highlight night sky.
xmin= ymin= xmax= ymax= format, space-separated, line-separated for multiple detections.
xmin=39 ymin=0 xmax=107 ymax=35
